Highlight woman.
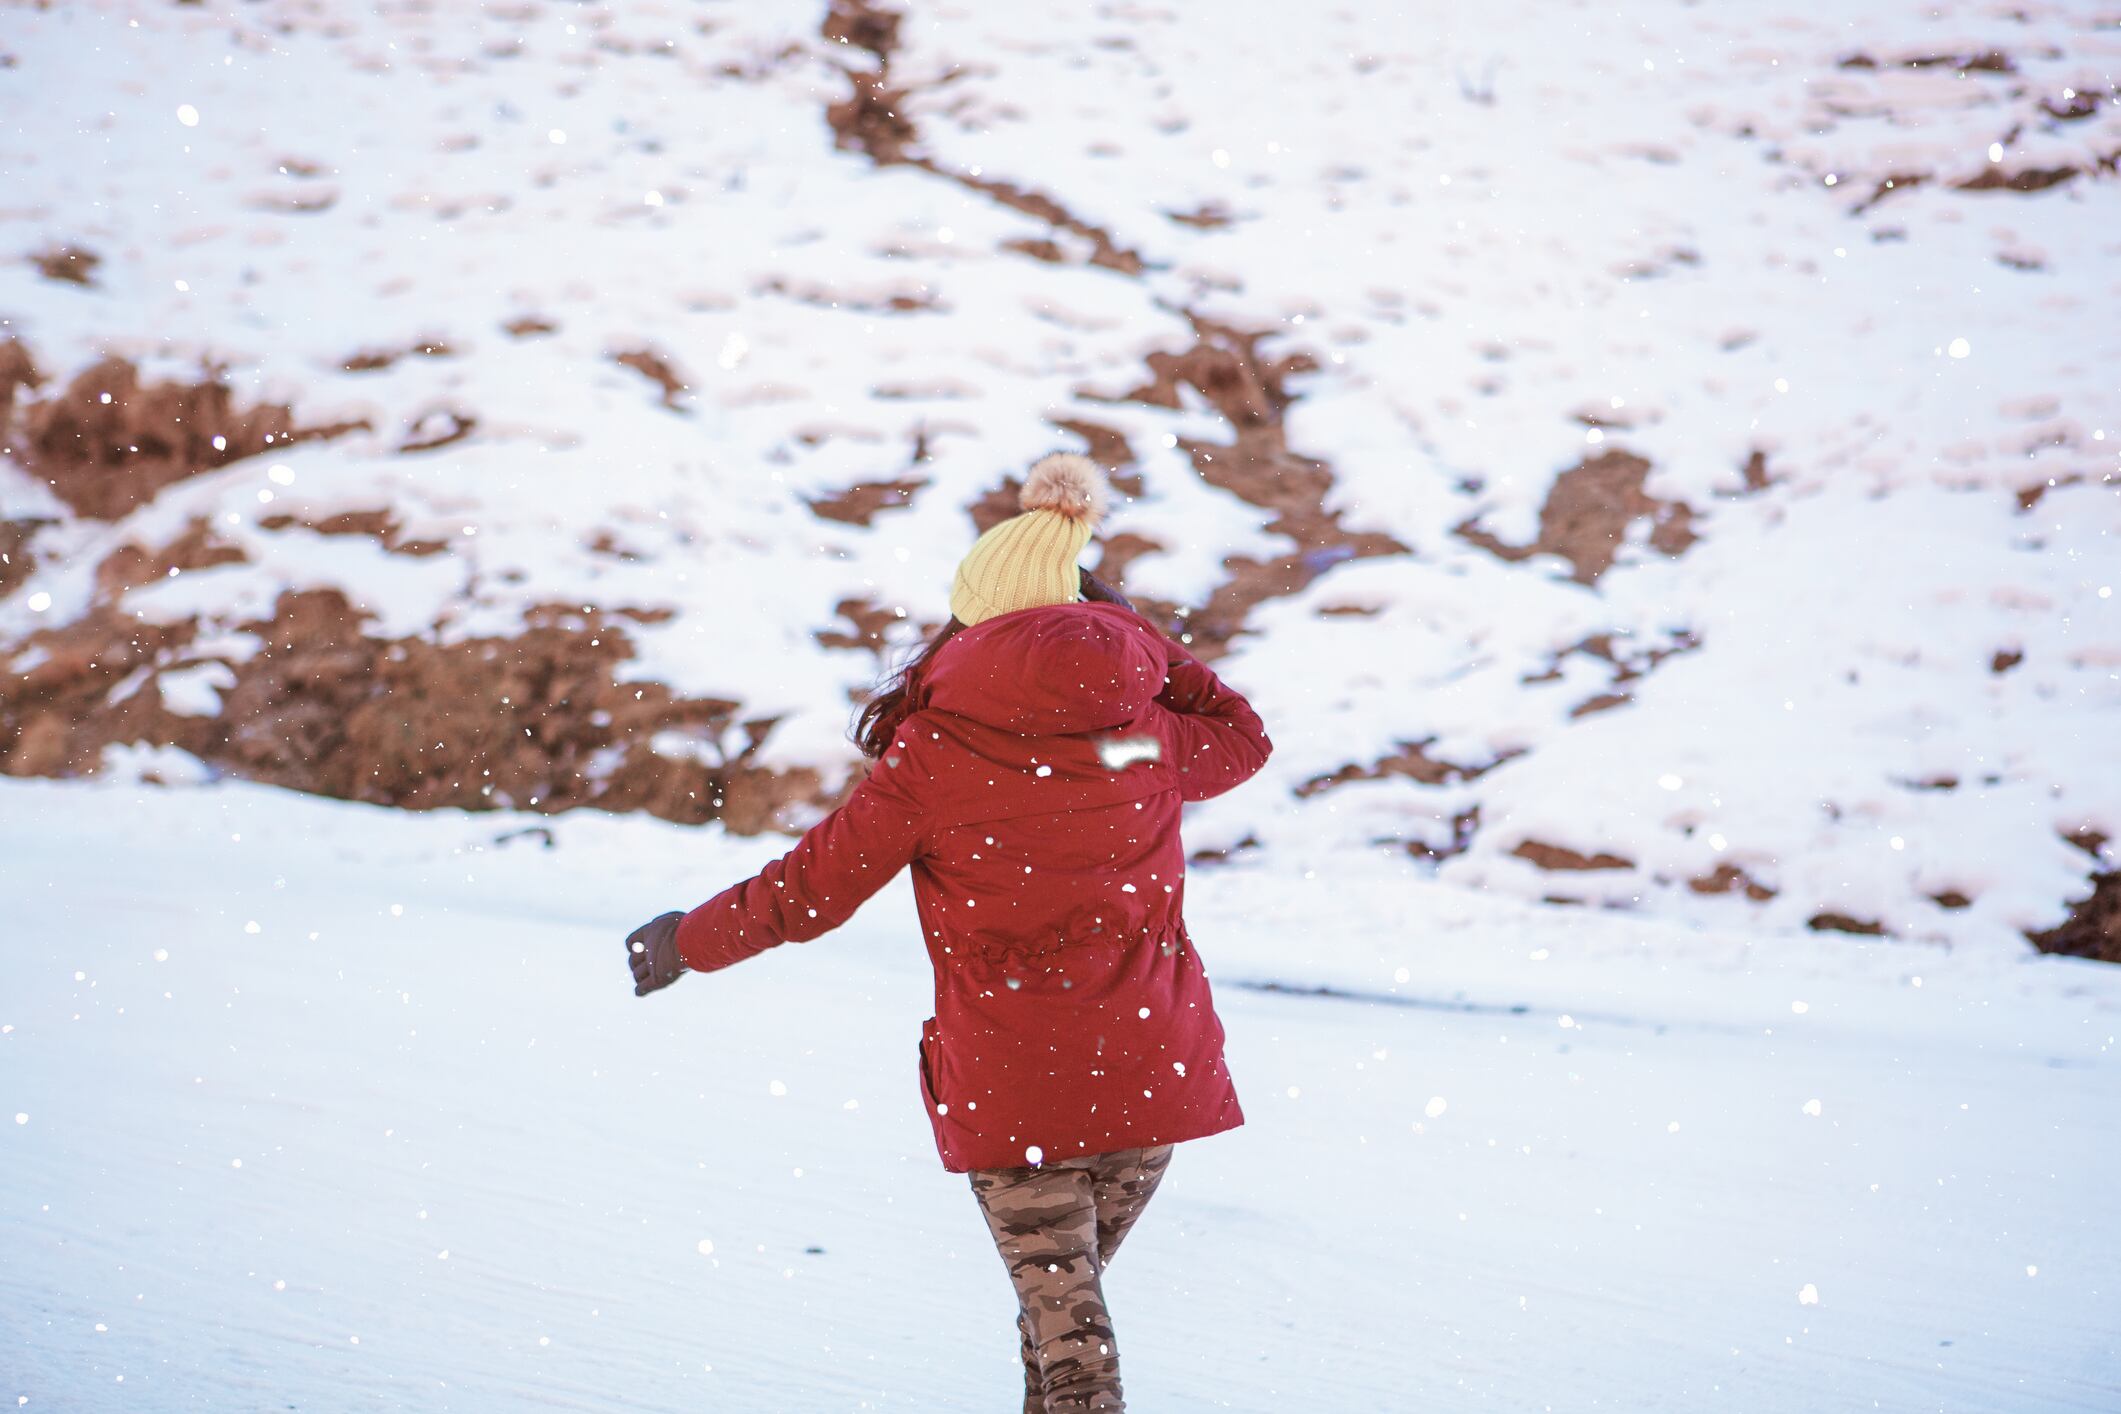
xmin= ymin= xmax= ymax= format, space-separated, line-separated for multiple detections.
xmin=623 ymin=452 xmax=1273 ymax=1413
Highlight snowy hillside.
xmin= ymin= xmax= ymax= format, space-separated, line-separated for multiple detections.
xmin=1 ymin=0 xmax=2114 ymax=957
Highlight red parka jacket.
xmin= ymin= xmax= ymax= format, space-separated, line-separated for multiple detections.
xmin=675 ymin=599 xmax=1273 ymax=1172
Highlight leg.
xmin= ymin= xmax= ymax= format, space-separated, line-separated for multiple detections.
xmin=1089 ymin=1143 xmax=1174 ymax=1269
xmin=1013 ymin=1308 xmax=1041 ymax=1414
xmin=969 ymin=1161 xmax=1127 ymax=1413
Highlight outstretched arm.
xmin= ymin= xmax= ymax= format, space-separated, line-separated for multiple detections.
xmin=671 ymin=751 xmax=927 ymax=976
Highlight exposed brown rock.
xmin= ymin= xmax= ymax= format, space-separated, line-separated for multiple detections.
xmin=1187 ymin=832 xmax=1259 ymax=865
xmin=31 ymin=245 xmax=99 ymax=286
xmin=343 ymin=340 xmax=456 ymax=373
xmin=398 ymin=408 xmax=476 ymax=453
xmin=92 ymin=519 xmax=247 ymax=597
xmin=1405 ymin=806 xmax=1481 ymax=862
xmin=0 ymin=587 xmax=838 ymax=835
xmin=945 ymin=168 xmax=1146 ymax=275
xmin=502 ymin=315 xmax=559 ymax=338
xmin=1688 ymin=863 xmax=1778 ymax=901
xmin=1514 ymin=839 xmax=1635 ymax=871
xmin=20 ymin=357 xmax=370 ymax=520
xmin=0 ymin=606 xmax=197 ymax=776
xmin=2040 ymin=91 xmax=2103 ymax=122
xmin=1454 ymin=449 xmax=1699 ymax=585
xmin=1091 ymin=316 xmax=1409 ymax=656
xmin=826 ymin=66 xmax=919 ymax=165
xmin=1296 ymin=740 xmax=1524 ymax=798
xmin=1735 ymin=448 xmax=1774 ymax=494
xmin=2014 ymin=475 xmax=2086 ymax=512
xmin=1516 ymin=628 xmax=1703 ymax=720
xmin=1 ymin=517 xmax=54 ymax=598
xmin=1091 ymin=530 xmax=1164 ymax=587
xmin=755 ymin=275 xmax=944 ymax=314
xmin=1048 ymin=419 xmax=1141 ymax=487
xmin=1807 ymin=911 xmax=1888 ymax=936
xmin=1955 ymin=167 xmax=2078 ymax=194
xmin=821 ymin=0 xmax=899 ymax=62
xmin=818 ymin=0 xmax=1148 ymax=275
xmin=613 ymin=348 xmax=691 ymax=411
xmin=1165 ymin=203 xmax=1235 ymax=230
xmin=806 ymin=477 xmax=927 ymax=526
xmin=255 ymin=508 xmax=452 ymax=557
xmin=1851 ymin=172 xmax=1926 ymax=217
xmin=0 ymin=337 xmax=40 ymax=425
xmin=1003 ymin=236 xmax=1068 ymax=264
xmin=2064 ymin=826 xmax=2111 ymax=861
xmin=815 ymin=596 xmax=902 ymax=658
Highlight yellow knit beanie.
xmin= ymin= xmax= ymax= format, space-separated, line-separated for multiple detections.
xmin=949 ymin=453 xmax=1112 ymax=627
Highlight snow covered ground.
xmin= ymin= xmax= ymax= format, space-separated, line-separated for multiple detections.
xmin=5 ymin=777 xmax=2117 ymax=1411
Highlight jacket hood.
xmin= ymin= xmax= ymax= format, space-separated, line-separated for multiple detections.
xmin=922 ymin=601 xmax=1165 ymax=736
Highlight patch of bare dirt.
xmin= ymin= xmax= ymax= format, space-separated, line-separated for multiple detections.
xmin=1807 ymin=911 xmax=1888 ymax=936
xmin=19 ymin=356 xmax=370 ymax=520
xmin=92 ymin=518 xmax=247 ymax=597
xmin=1 ymin=518 xmax=52 ymax=598
xmin=1514 ymin=839 xmax=1635 ymax=871
xmin=0 ymin=336 xmax=40 ymax=425
xmin=502 ymin=314 xmax=559 ymax=338
xmin=1091 ymin=316 xmax=1411 ymax=655
xmin=1295 ymin=740 xmax=1525 ymax=798
xmin=756 ymin=275 xmax=944 ymax=314
xmin=343 ymin=340 xmax=457 ymax=373
xmin=1165 ymin=203 xmax=1235 ymax=230
xmin=398 ymin=407 xmax=476 ymax=453
xmin=1454 ymin=449 xmax=1699 ymax=585
xmin=806 ymin=476 xmax=928 ymax=526
xmin=255 ymin=508 xmax=452 ymax=557
xmin=1521 ymin=628 xmax=1704 ymax=719
xmin=1404 ymin=806 xmax=1480 ymax=863
xmin=1734 ymin=448 xmax=1776 ymax=494
xmin=1837 ymin=49 xmax=2015 ymax=74
xmin=2029 ymin=830 xmax=2119 ymax=962
xmin=31 ymin=244 xmax=100 ymax=285
xmin=814 ymin=597 xmax=902 ymax=659
xmin=1955 ymin=166 xmax=2079 ymax=194
xmin=612 ymin=348 xmax=692 ymax=412
xmin=1687 ymin=863 xmax=1778 ymax=901
xmin=1047 ymin=419 xmax=1141 ymax=485
xmin=0 ymin=588 xmax=837 ymax=834
xmin=1187 ymin=832 xmax=1259 ymax=864
xmin=819 ymin=0 xmax=1148 ymax=275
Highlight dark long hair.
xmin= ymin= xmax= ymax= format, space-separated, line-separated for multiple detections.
xmin=850 ymin=568 xmax=1137 ymax=758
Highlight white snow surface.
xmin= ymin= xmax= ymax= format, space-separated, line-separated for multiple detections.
xmin=2 ymin=778 xmax=2117 ymax=1411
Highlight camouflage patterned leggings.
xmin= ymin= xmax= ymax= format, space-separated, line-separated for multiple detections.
xmin=967 ymin=1143 xmax=1176 ymax=1414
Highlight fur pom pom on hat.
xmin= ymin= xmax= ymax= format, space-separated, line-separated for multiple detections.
xmin=1017 ymin=452 xmax=1109 ymax=525
xmin=950 ymin=453 xmax=1113 ymax=627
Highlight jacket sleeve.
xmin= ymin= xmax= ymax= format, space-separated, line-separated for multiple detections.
xmin=1149 ymin=634 xmax=1274 ymax=803
xmin=674 ymin=749 xmax=927 ymax=974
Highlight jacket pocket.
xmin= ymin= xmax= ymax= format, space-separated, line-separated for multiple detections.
xmin=917 ymin=1017 xmax=941 ymax=1108
xmin=917 ymin=1017 xmax=956 ymax=1164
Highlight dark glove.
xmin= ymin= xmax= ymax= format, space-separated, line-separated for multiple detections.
xmin=626 ymin=911 xmax=687 ymax=996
